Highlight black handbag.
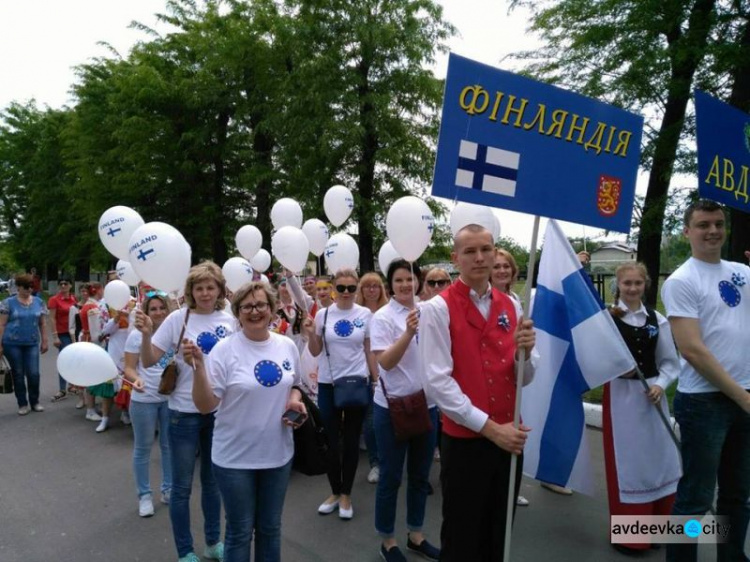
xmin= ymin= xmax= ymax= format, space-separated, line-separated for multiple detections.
xmin=292 ymin=390 xmax=330 ymax=476
xmin=0 ymin=356 xmax=13 ymax=394
xmin=322 ymin=308 xmax=369 ymax=409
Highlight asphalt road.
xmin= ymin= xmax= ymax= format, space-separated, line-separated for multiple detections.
xmin=0 ymin=347 xmax=726 ymax=561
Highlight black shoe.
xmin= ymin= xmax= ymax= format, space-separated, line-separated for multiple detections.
xmin=406 ymin=536 xmax=440 ymax=561
xmin=380 ymin=544 xmax=407 ymax=562
xmin=611 ymin=544 xmax=644 ymax=557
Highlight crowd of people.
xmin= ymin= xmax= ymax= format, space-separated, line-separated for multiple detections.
xmin=2 ymin=199 xmax=749 ymax=562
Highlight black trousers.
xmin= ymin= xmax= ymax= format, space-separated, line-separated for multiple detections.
xmin=440 ymin=434 xmax=523 ymax=562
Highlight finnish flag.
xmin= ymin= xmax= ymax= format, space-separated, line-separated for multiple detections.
xmin=455 ymin=140 xmax=520 ymax=197
xmin=521 ymin=220 xmax=636 ymax=494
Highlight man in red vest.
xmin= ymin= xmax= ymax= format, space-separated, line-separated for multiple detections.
xmin=419 ymin=224 xmax=536 ymax=562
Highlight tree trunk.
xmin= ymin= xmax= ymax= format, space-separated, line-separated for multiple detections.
xmin=251 ymin=112 xmax=275 ymax=258
xmin=728 ymin=15 xmax=750 ymax=262
xmin=356 ymin=59 xmax=378 ymax=273
xmin=637 ymin=0 xmax=717 ymax=306
xmin=210 ymin=110 xmax=230 ymax=265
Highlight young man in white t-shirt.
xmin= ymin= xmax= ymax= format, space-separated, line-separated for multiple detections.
xmin=661 ymin=199 xmax=750 ymax=561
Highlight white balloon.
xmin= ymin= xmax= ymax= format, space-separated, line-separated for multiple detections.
xmin=115 ymin=260 xmax=139 ymax=287
xmin=271 ymin=198 xmax=303 ymax=230
xmin=98 ymin=206 xmax=145 ymax=261
xmin=250 ymin=249 xmax=271 ymax=273
xmin=259 ymin=274 xmax=269 ymax=284
xmin=235 ymin=225 xmax=263 ymax=261
xmin=323 ymin=185 xmax=354 ymax=227
xmin=450 ymin=202 xmax=497 ymax=238
xmin=57 ymin=342 xmax=119 ymax=387
xmin=377 ymin=240 xmax=401 ymax=274
xmin=222 ymin=257 xmax=254 ymax=293
xmin=301 ymin=219 xmax=329 ymax=257
xmin=103 ymin=280 xmax=132 ymax=311
xmin=127 ymin=222 xmax=191 ymax=293
xmin=386 ymin=196 xmax=434 ymax=262
xmin=491 ymin=213 xmax=502 ymax=242
xmin=272 ymin=227 xmax=310 ymax=273
xmin=324 ymin=233 xmax=359 ymax=274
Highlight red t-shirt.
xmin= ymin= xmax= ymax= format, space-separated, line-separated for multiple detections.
xmin=47 ymin=294 xmax=77 ymax=334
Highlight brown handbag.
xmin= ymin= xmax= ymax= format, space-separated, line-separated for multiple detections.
xmin=380 ymin=377 xmax=433 ymax=442
xmin=158 ymin=309 xmax=190 ymax=395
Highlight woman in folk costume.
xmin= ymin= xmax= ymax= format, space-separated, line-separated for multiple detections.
xmin=604 ymin=262 xmax=681 ymax=555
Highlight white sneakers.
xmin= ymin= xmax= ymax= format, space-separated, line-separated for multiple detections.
xmin=139 ymin=494 xmax=154 ymax=517
xmin=339 ymin=504 xmax=353 ymax=520
xmin=121 ymin=411 xmax=131 ymax=425
xmin=95 ymin=417 xmax=109 ymax=433
xmin=318 ymin=498 xmax=340 ymax=514
xmin=367 ymin=466 xmax=380 ymax=484
xmin=85 ymin=410 xmax=102 ymax=422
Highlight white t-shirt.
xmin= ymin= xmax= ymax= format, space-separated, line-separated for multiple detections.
xmin=661 ymin=258 xmax=750 ymax=393
xmin=370 ymin=299 xmax=434 ymax=409
xmin=314 ymin=303 xmax=372 ymax=384
xmin=152 ymin=308 xmax=235 ymax=413
xmin=207 ymin=331 xmax=301 ymax=469
xmin=125 ymin=330 xmax=172 ymax=403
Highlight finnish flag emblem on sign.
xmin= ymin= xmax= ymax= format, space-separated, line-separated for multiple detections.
xmin=456 ymin=140 xmax=520 ymax=197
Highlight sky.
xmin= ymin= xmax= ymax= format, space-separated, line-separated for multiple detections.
xmin=0 ymin=0 xmax=620 ymax=249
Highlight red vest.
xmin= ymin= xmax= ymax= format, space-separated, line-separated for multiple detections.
xmin=441 ymin=281 xmax=518 ymax=439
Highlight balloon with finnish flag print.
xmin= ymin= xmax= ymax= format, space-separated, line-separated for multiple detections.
xmin=378 ymin=241 xmax=401 ymax=275
xmin=250 ymin=249 xmax=271 ymax=273
xmin=103 ymin=279 xmax=132 ymax=311
xmin=57 ymin=342 xmax=119 ymax=387
xmin=270 ymin=198 xmax=303 ymax=230
xmin=301 ymin=219 xmax=329 ymax=257
xmin=450 ymin=202 xmax=496 ymax=238
xmin=98 ymin=206 xmax=145 ymax=261
xmin=323 ymin=185 xmax=354 ymax=227
xmin=324 ymin=233 xmax=359 ymax=274
xmin=386 ymin=196 xmax=434 ymax=262
xmin=272 ymin=227 xmax=310 ymax=273
xmin=235 ymin=225 xmax=263 ymax=261
xmin=127 ymin=222 xmax=191 ymax=293
xmin=115 ymin=259 xmax=140 ymax=287
xmin=222 ymin=257 xmax=254 ymax=293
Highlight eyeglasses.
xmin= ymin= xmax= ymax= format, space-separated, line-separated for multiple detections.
xmin=239 ymin=302 xmax=269 ymax=313
xmin=18 ymin=284 xmax=32 ymax=290
xmin=145 ymin=290 xmax=168 ymax=298
xmin=335 ymin=284 xmax=358 ymax=294
xmin=426 ymin=279 xmax=450 ymax=288
xmin=363 ymin=285 xmax=381 ymax=291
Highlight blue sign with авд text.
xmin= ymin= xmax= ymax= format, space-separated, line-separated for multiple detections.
xmin=695 ymin=90 xmax=750 ymax=214
xmin=432 ymin=53 xmax=644 ymax=233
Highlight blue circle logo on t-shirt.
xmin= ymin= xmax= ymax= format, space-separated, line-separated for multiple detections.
xmin=719 ymin=280 xmax=741 ymax=307
xmin=197 ymin=331 xmax=220 ymax=354
xmin=255 ymin=360 xmax=283 ymax=387
xmin=334 ymin=319 xmax=354 ymax=337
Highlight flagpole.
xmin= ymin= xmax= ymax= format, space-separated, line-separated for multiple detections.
xmin=632 ymin=364 xmax=682 ymax=457
xmin=503 ymin=214 xmax=541 ymax=562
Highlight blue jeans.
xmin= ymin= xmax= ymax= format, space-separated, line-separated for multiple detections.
xmin=56 ymin=333 xmax=73 ymax=391
xmin=667 ymin=391 xmax=750 ymax=562
xmin=130 ymin=400 xmax=172 ymax=498
xmin=214 ymin=460 xmax=292 ymax=562
xmin=373 ymin=403 xmax=438 ymax=537
xmin=365 ymin=386 xmax=379 ymax=467
xmin=168 ymin=410 xmax=222 ymax=558
xmin=5 ymin=343 xmax=41 ymax=408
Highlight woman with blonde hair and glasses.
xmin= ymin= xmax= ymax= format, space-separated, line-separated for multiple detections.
xmin=355 ymin=272 xmax=389 ymax=484
xmin=306 ymin=268 xmax=377 ymax=520
xmin=135 ymin=261 xmax=235 ymax=562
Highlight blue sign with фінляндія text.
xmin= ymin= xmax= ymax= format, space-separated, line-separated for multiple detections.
xmin=695 ymin=90 xmax=750 ymax=214
xmin=432 ymin=53 xmax=644 ymax=233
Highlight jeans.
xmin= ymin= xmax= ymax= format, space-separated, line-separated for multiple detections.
xmin=364 ymin=386 xmax=379 ymax=467
xmin=667 ymin=391 xmax=750 ymax=562
xmin=214 ymin=460 xmax=292 ymax=562
xmin=56 ymin=333 xmax=73 ymax=392
xmin=168 ymin=410 xmax=222 ymax=558
xmin=5 ymin=343 xmax=41 ymax=408
xmin=373 ymin=404 xmax=438 ymax=537
xmin=130 ymin=400 xmax=172 ymax=498
xmin=318 ymin=383 xmax=367 ymax=495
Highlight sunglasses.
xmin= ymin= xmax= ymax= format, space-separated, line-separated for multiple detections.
xmin=239 ymin=302 xmax=269 ymax=313
xmin=426 ymin=279 xmax=450 ymax=288
xmin=335 ymin=284 xmax=358 ymax=294
xmin=145 ymin=290 xmax=168 ymax=298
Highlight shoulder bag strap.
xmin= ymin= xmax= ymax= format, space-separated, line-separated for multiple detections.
xmin=321 ymin=307 xmax=334 ymax=377
xmin=174 ymin=308 xmax=191 ymax=355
